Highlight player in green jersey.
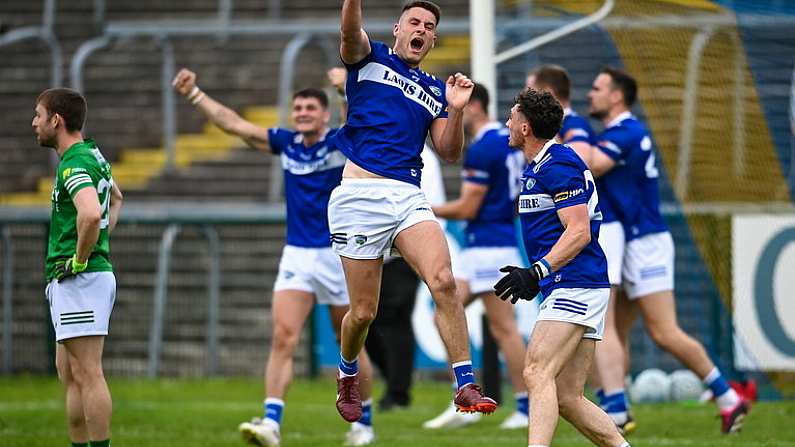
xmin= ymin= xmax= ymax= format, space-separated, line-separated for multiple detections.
xmin=33 ymin=88 xmax=123 ymax=447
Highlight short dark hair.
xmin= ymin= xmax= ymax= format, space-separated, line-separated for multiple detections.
xmin=401 ymin=1 xmax=441 ymax=25
xmin=293 ymin=88 xmax=329 ymax=109
xmin=530 ymin=64 xmax=571 ymax=102
xmin=601 ymin=66 xmax=637 ymax=107
xmin=36 ymin=88 xmax=87 ymax=132
xmin=469 ymin=83 xmax=490 ymax=113
xmin=515 ymin=88 xmax=563 ymax=139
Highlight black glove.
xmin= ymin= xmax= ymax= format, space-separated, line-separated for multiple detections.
xmin=493 ymin=265 xmax=541 ymax=304
xmin=53 ymin=255 xmax=88 ymax=282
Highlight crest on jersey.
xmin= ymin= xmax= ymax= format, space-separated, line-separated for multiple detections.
xmin=525 ymin=177 xmax=536 ymax=190
xmin=429 ymin=86 xmax=442 ymax=97
xmin=354 ymin=234 xmax=368 ymax=245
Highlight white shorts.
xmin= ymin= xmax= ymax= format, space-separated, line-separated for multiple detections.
xmin=536 ymin=288 xmax=609 ymax=340
xmin=273 ymin=245 xmax=349 ymax=306
xmin=45 ymin=272 xmax=116 ymax=342
xmin=623 ymin=231 xmax=675 ymax=299
xmin=328 ymin=178 xmax=437 ymax=260
xmin=598 ymin=221 xmax=625 ymax=286
xmin=455 ymin=246 xmax=524 ymax=295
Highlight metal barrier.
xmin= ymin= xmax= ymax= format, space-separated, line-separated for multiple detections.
xmin=0 ymin=0 xmax=63 ymax=88
xmin=1 ymin=226 xmax=13 ymax=374
xmin=0 ymin=203 xmax=285 ymax=376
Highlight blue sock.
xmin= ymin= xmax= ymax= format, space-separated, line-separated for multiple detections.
xmin=451 ymin=360 xmax=475 ymax=389
xmin=264 ymin=397 xmax=284 ymax=426
xmin=603 ymin=390 xmax=628 ymax=414
xmin=595 ymin=388 xmax=606 ymax=409
xmin=358 ymin=398 xmax=373 ymax=426
xmin=338 ymin=353 xmax=359 ymax=377
xmin=515 ymin=392 xmax=529 ymax=416
xmin=703 ymin=367 xmax=730 ymax=397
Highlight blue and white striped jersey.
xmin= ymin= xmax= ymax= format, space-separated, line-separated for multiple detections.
xmin=518 ymin=141 xmax=609 ymax=298
xmin=594 ymin=112 xmax=667 ymax=240
xmin=461 ymin=122 xmax=524 ymax=248
xmin=330 ymin=40 xmax=449 ymax=187
xmin=268 ymin=127 xmax=344 ymax=247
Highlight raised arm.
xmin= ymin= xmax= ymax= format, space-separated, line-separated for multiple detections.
xmin=340 ymin=0 xmax=371 ymax=65
xmin=327 ymin=67 xmax=348 ymax=122
xmin=432 ymin=181 xmax=488 ymax=220
xmin=172 ymin=68 xmax=270 ymax=152
xmin=430 ymin=73 xmax=474 ymax=163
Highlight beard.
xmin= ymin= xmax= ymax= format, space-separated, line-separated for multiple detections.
xmin=36 ymin=132 xmax=57 ymax=149
xmin=589 ymin=108 xmax=608 ymax=120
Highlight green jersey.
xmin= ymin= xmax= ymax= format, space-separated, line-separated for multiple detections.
xmin=46 ymin=139 xmax=114 ymax=281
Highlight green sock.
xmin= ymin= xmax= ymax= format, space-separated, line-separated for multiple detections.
xmin=89 ymin=440 xmax=110 ymax=447
xmin=71 ymin=443 xmax=88 ymax=447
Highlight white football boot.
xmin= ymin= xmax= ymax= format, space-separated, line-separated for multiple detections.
xmin=499 ymin=410 xmax=528 ymax=429
xmin=238 ymin=417 xmax=281 ymax=446
xmin=345 ymin=422 xmax=375 ymax=446
xmin=422 ymin=402 xmax=482 ymax=429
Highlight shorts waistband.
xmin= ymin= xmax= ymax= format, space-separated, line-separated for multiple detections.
xmin=340 ymin=178 xmax=419 ymax=189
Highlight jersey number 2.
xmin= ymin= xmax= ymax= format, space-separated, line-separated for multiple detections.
xmin=97 ymin=179 xmax=112 ymax=230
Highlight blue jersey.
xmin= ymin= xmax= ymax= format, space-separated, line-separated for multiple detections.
xmin=518 ymin=141 xmax=609 ymax=297
xmin=595 ymin=112 xmax=667 ymax=240
xmin=462 ymin=123 xmax=525 ymax=247
xmin=331 ymin=40 xmax=449 ymax=187
xmin=268 ymin=128 xmax=345 ymax=247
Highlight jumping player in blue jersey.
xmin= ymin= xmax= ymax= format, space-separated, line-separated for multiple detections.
xmin=495 ymin=88 xmax=629 ymax=447
xmin=329 ymin=0 xmax=496 ymax=423
xmin=528 ymin=64 xmax=636 ymax=433
xmin=587 ymin=66 xmax=749 ymax=434
xmin=173 ymin=68 xmax=376 ymax=446
xmin=427 ymin=83 xmax=530 ymax=430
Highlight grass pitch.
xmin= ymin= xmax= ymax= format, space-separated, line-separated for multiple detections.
xmin=1 ymin=375 xmax=793 ymax=446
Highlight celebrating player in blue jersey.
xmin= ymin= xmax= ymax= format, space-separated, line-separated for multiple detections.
xmin=587 ymin=66 xmax=749 ymax=434
xmin=495 ymin=88 xmax=629 ymax=447
xmin=173 ymin=69 xmax=376 ymax=446
xmin=427 ymin=83 xmax=530 ymax=430
xmin=528 ymin=64 xmax=636 ymax=433
xmin=329 ymin=0 xmax=496 ymax=423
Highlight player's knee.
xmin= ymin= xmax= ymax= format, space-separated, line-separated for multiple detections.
xmin=648 ymin=323 xmax=678 ymax=350
xmin=523 ymin=361 xmax=551 ymax=391
xmin=349 ymin=305 xmax=377 ymax=328
xmin=272 ymin=323 xmax=301 ymax=354
xmin=487 ymin=316 xmax=516 ymax=341
xmin=427 ymin=268 xmax=457 ymax=302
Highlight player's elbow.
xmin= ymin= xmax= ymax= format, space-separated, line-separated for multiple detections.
xmin=438 ymin=148 xmax=461 ymax=164
xmin=78 ymin=208 xmax=102 ymax=227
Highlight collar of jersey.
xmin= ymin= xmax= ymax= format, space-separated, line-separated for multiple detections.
xmin=532 ymin=139 xmax=557 ymax=164
xmin=61 ymin=138 xmax=96 ymax=160
xmin=293 ymin=128 xmax=330 ymax=147
xmin=473 ymin=122 xmax=503 ymax=143
xmin=563 ymin=107 xmax=573 ymax=117
xmin=606 ymin=111 xmax=633 ymax=129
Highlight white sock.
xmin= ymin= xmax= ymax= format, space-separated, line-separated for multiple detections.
xmin=617 ymin=443 xmax=631 ymax=447
xmin=715 ymin=387 xmax=740 ymax=410
xmin=609 ymin=410 xmax=628 ymax=425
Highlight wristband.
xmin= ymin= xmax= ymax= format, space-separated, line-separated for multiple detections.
xmin=187 ymin=86 xmax=200 ymax=100
xmin=71 ymin=255 xmax=88 ymax=273
xmin=532 ymin=258 xmax=551 ymax=279
xmin=191 ymin=91 xmax=206 ymax=105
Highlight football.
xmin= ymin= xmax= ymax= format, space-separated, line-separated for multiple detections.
xmin=669 ymin=369 xmax=704 ymax=402
xmin=631 ymin=368 xmax=672 ymax=403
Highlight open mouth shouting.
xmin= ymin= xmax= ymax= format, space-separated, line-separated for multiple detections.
xmin=410 ymin=36 xmax=425 ymax=53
